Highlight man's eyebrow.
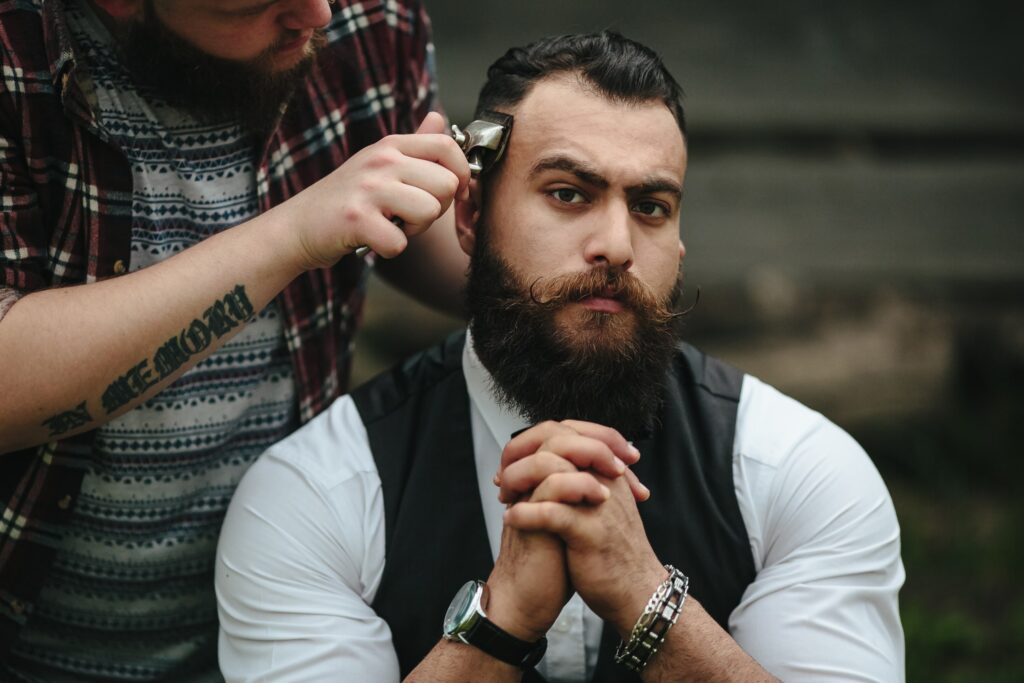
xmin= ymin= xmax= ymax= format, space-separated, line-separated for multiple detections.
xmin=528 ymin=156 xmax=609 ymax=189
xmin=529 ymin=156 xmax=682 ymax=200
xmin=627 ymin=178 xmax=684 ymax=200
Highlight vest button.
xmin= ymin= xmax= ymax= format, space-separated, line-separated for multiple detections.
xmin=57 ymin=494 xmax=73 ymax=510
xmin=9 ymin=599 xmax=25 ymax=615
xmin=113 ymin=259 xmax=127 ymax=275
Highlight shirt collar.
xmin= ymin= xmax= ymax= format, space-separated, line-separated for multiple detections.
xmin=462 ymin=329 xmax=530 ymax=449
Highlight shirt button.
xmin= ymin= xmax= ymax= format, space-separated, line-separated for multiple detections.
xmin=57 ymin=494 xmax=73 ymax=510
xmin=553 ymin=618 xmax=570 ymax=633
xmin=113 ymin=259 xmax=127 ymax=275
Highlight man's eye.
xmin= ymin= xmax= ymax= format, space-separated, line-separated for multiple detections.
xmin=634 ymin=201 xmax=669 ymax=218
xmin=551 ymin=188 xmax=585 ymax=204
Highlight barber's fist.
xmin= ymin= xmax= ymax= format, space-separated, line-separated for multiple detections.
xmin=278 ymin=112 xmax=470 ymax=268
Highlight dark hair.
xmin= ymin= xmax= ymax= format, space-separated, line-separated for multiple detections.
xmin=475 ymin=31 xmax=686 ymax=138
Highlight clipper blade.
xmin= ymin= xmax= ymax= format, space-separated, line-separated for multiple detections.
xmin=451 ymin=110 xmax=514 ymax=176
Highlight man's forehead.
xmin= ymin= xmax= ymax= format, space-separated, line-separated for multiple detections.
xmin=503 ymin=75 xmax=686 ymax=180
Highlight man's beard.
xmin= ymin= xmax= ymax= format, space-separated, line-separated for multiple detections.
xmin=117 ymin=4 xmax=326 ymax=133
xmin=466 ymin=229 xmax=684 ymax=439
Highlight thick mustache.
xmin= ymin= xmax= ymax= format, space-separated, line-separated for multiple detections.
xmin=524 ymin=268 xmax=693 ymax=323
xmin=530 ymin=269 xmax=653 ymax=308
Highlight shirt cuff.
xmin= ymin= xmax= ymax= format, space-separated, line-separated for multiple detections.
xmin=0 ymin=287 xmax=23 ymax=321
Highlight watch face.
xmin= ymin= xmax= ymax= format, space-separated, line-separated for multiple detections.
xmin=443 ymin=581 xmax=479 ymax=636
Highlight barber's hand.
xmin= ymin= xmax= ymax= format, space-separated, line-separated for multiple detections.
xmin=504 ymin=472 xmax=668 ymax=640
xmin=278 ymin=111 xmax=470 ymax=267
xmin=496 ymin=420 xmax=650 ymax=505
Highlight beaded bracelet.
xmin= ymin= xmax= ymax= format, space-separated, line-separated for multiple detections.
xmin=614 ymin=565 xmax=689 ymax=673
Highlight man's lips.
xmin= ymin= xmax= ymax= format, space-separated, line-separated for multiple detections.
xmin=276 ymin=31 xmax=313 ymax=53
xmin=579 ymin=295 xmax=625 ymax=313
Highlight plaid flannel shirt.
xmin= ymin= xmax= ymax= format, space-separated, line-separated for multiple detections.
xmin=0 ymin=0 xmax=437 ymax=652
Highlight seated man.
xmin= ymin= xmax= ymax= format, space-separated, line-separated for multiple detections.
xmin=215 ymin=31 xmax=904 ymax=683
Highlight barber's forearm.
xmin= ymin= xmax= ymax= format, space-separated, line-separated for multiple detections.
xmin=0 ymin=209 xmax=304 ymax=454
xmin=404 ymin=639 xmax=522 ymax=683
xmin=374 ymin=208 xmax=468 ymax=319
xmin=641 ymin=596 xmax=778 ymax=683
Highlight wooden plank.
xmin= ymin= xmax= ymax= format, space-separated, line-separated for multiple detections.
xmin=682 ymin=155 xmax=1024 ymax=286
xmin=429 ymin=0 xmax=1023 ymax=131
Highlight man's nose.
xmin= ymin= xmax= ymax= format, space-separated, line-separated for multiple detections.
xmin=584 ymin=204 xmax=635 ymax=270
xmin=279 ymin=0 xmax=333 ymax=30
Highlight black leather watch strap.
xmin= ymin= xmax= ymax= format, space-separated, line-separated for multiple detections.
xmin=465 ymin=617 xmax=548 ymax=668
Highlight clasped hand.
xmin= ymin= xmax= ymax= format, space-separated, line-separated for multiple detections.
xmin=484 ymin=421 xmax=669 ymax=643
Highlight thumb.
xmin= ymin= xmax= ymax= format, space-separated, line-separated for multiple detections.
xmin=415 ymin=111 xmax=446 ymax=134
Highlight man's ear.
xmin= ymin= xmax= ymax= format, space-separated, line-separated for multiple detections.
xmin=91 ymin=0 xmax=145 ymax=20
xmin=455 ymin=177 xmax=483 ymax=257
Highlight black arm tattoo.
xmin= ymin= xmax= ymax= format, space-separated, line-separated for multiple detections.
xmin=41 ymin=401 xmax=93 ymax=437
xmin=101 ymin=284 xmax=254 ymax=414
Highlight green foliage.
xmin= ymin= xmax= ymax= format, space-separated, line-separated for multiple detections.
xmin=856 ymin=375 xmax=1024 ymax=683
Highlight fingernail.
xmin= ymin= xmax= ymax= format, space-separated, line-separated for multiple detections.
xmin=641 ymin=483 xmax=651 ymax=499
xmin=493 ymin=473 xmax=501 ymax=486
xmin=614 ymin=457 xmax=626 ymax=474
xmin=600 ymin=484 xmax=611 ymax=499
xmin=628 ymin=441 xmax=641 ymax=458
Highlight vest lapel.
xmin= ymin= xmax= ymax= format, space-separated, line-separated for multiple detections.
xmin=362 ymin=336 xmax=498 ymax=676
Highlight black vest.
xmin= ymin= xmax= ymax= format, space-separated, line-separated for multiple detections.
xmin=351 ymin=332 xmax=756 ymax=682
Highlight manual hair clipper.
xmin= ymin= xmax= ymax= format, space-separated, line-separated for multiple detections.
xmin=449 ymin=110 xmax=514 ymax=176
xmin=354 ymin=110 xmax=513 ymax=257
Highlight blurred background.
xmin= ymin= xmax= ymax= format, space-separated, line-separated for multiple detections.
xmin=353 ymin=1 xmax=1024 ymax=680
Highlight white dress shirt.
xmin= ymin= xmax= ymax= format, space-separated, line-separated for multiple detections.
xmin=216 ymin=334 xmax=905 ymax=682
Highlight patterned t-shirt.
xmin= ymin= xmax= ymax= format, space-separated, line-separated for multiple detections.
xmin=4 ymin=4 xmax=296 ymax=680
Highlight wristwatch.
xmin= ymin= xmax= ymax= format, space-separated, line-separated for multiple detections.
xmin=442 ymin=580 xmax=548 ymax=668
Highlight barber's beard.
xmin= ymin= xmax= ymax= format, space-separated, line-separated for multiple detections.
xmin=117 ymin=5 xmax=326 ymax=134
xmin=467 ymin=231 xmax=684 ymax=439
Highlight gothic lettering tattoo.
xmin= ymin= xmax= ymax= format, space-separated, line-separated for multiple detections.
xmin=41 ymin=401 xmax=93 ymax=436
xmin=101 ymin=285 xmax=254 ymax=414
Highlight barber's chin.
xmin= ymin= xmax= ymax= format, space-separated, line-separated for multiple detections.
xmin=271 ymin=34 xmax=313 ymax=70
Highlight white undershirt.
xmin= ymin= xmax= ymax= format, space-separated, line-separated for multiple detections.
xmin=216 ymin=334 xmax=905 ymax=682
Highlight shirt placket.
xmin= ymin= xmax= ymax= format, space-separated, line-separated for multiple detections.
xmin=538 ymin=592 xmax=588 ymax=682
